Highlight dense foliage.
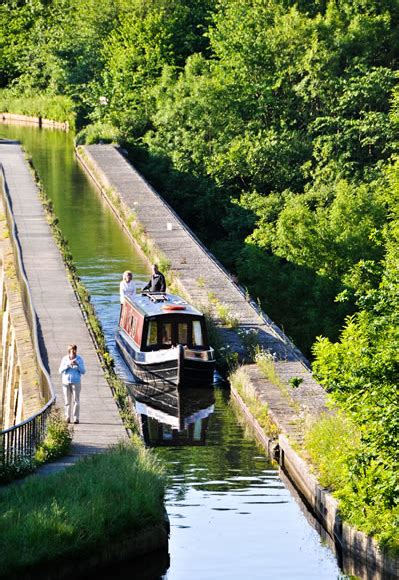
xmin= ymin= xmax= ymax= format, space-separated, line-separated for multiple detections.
xmin=1 ymin=0 xmax=398 ymax=549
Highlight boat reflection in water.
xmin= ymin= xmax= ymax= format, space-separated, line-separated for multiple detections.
xmin=129 ymin=382 xmax=215 ymax=447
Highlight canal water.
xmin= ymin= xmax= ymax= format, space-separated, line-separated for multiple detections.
xmin=0 ymin=124 xmax=347 ymax=579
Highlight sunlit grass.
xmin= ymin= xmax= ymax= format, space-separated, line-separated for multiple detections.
xmin=304 ymin=412 xmax=361 ymax=489
xmin=0 ymin=442 xmax=165 ymax=576
xmin=229 ymin=366 xmax=279 ymax=439
xmin=0 ymin=89 xmax=75 ymax=127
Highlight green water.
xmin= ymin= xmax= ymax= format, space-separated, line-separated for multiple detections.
xmin=0 ymin=124 xmax=346 ymax=579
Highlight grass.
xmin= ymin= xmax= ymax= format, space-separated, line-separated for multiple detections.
xmin=206 ymin=291 xmax=239 ymax=329
xmin=0 ymin=442 xmax=165 ymax=576
xmin=237 ymin=327 xmax=260 ymax=361
xmin=35 ymin=408 xmax=72 ymax=465
xmin=215 ymin=301 xmax=239 ymax=329
xmin=303 ymin=412 xmax=361 ymax=489
xmin=229 ymin=366 xmax=279 ymax=439
xmin=254 ymin=348 xmax=301 ymax=412
xmin=0 ymin=89 xmax=75 ymax=128
xmin=255 ymin=349 xmax=285 ymax=388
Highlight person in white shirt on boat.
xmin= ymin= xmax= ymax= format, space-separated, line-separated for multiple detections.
xmin=120 ymin=270 xmax=136 ymax=305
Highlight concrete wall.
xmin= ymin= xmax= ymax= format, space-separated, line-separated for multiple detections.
xmin=0 ymin=113 xmax=69 ymax=131
xmin=0 ymin=230 xmax=43 ymax=430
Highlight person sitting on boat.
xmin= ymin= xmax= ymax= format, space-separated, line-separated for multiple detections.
xmin=143 ymin=264 xmax=166 ymax=293
xmin=120 ymin=270 xmax=136 ymax=305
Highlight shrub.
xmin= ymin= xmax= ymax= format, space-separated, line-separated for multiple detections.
xmin=304 ymin=412 xmax=361 ymax=490
xmin=0 ymin=455 xmax=36 ymax=484
xmin=35 ymin=408 xmax=72 ymax=464
xmin=76 ymin=121 xmax=121 ymax=145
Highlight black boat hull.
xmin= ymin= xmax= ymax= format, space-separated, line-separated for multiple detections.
xmin=116 ymin=332 xmax=215 ymax=388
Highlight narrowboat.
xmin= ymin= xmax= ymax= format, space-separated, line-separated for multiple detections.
xmin=116 ymin=292 xmax=216 ymax=388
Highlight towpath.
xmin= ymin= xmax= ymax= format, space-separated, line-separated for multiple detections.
xmin=80 ymin=145 xmax=329 ymax=435
xmin=0 ymin=140 xmax=127 ymax=474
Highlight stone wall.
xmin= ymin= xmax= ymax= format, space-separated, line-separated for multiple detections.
xmin=0 ymin=216 xmax=43 ymax=430
xmin=0 ymin=113 xmax=69 ymax=131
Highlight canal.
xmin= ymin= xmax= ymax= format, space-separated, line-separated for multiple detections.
xmin=0 ymin=124 xmax=347 ymax=579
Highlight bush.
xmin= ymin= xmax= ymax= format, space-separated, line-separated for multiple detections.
xmin=76 ymin=121 xmax=121 ymax=145
xmin=35 ymin=408 xmax=72 ymax=465
xmin=0 ymin=455 xmax=36 ymax=484
xmin=304 ymin=412 xmax=361 ymax=490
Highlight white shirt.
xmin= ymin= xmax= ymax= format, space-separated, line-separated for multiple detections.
xmin=120 ymin=279 xmax=136 ymax=304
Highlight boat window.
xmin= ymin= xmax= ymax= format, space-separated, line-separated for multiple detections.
xmin=177 ymin=322 xmax=188 ymax=345
xmin=161 ymin=322 xmax=172 ymax=345
xmin=192 ymin=320 xmax=204 ymax=346
xmin=146 ymin=320 xmax=158 ymax=347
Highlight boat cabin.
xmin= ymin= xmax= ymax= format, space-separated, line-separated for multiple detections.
xmin=119 ymin=292 xmax=209 ymax=352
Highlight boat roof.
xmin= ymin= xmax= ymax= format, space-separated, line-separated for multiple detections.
xmin=127 ymin=292 xmax=204 ymax=318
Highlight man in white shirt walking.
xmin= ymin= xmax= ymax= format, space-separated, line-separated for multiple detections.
xmin=59 ymin=344 xmax=86 ymax=424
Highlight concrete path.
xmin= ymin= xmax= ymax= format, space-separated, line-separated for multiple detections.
xmin=82 ymin=145 xmax=327 ymax=418
xmin=0 ymin=141 xmax=127 ymax=474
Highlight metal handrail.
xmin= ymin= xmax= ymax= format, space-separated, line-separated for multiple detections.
xmin=0 ymin=161 xmax=56 ymax=464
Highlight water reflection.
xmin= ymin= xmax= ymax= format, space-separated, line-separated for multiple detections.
xmin=130 ymin=384 xmax=215 ymax=446
xmin=158 ymin=390 xmax=343 ymax=579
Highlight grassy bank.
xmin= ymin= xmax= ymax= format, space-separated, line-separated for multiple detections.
xmin=0 ymin=442 xmax=166 ymax=576
xmin=305 ymin=414 xmax=399 ymax=554
xmin=0 ymin=89 xmax=75 ymax=128
xmin=229 ymin=364 xmax=399 ymax=555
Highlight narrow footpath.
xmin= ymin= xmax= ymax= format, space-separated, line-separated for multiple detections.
xmin=0 ymin=140 xmax=127 ymax=474
xmin=81 ymin=144 xmax=329 ymax=441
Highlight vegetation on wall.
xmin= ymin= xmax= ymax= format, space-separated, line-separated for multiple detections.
xmin=1 ymin=0 xmax=398 ymax=551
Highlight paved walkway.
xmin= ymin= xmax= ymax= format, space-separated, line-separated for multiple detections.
xmin=82 ymin=145 xmax=328 ymax=423
xmin=0 ymin=141 xmax=127 ymax=474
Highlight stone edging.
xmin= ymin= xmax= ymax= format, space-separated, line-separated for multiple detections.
xmin=0 ymin=113 xmax=69 ymax=131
